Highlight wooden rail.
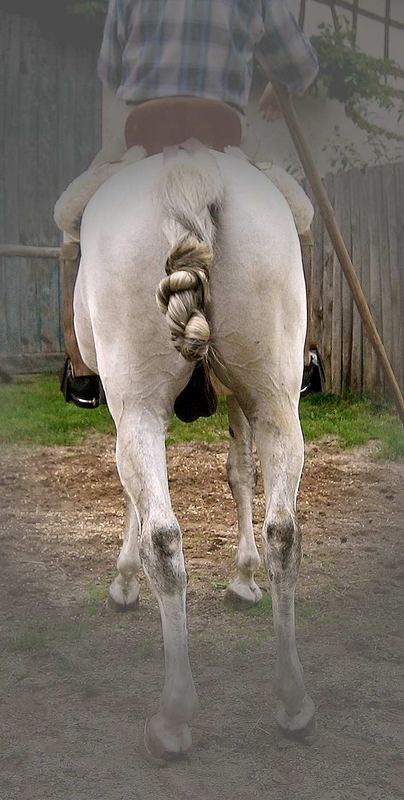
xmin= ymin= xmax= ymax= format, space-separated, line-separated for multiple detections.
xmin=0 ymin=245 xmax=61 ymax=259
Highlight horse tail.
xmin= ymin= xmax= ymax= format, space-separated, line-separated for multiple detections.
xmin=156 ymin=143 xmax=224 ymax=362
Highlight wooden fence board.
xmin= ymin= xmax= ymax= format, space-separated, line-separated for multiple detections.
xmin=0 ymin=352 xmax=65 ymax=374
xmin=384 ymin=165 xmax=400 ymax=396
xmin=0 ymin=13 xmax=8 ymax=353
xmin=331 ymin=172 xmax=343 ymax=393
xmin=355 ymin=170 xmax=369 ymax=393
xmin=339 ymin=169 xmax=354 ymax=393
xmin=377 ymin=165 xmax=394 ymax=397
xmin=3 ymin=13 xmax=22 ymax=357
xmin=321 ymin=173 xmax=336 ymax=392
xmin=349 ymin=168 xmax=363 ymax=393
xmin=0 ymin=9 xmax=101 ymax=366
xmin=37 ymin=30 xmax=62 ymax=354
xmin=394 ymin=163 xmax=404 ymax=392
xmin=368 ymin=168 xmax=384 ymax=393
xmin=19 ymin=15 xmax=40 ymax=355
xmin=311 ymin=181 xmax=324 ymax=349
xmin=309 ymin=162 xmax=404 ymax=396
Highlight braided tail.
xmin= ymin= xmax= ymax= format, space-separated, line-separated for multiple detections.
xmin=156 ymin=143 xmax=224 ymax=362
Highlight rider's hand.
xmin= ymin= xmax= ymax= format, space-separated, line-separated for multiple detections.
xmin=258 ymin=82 xmax=283 ymax=122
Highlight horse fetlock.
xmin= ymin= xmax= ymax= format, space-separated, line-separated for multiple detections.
xmin=116 ymin=549 xmax=141 ymax=577
xmin=237 ymin=546 xmax=261 ymax=574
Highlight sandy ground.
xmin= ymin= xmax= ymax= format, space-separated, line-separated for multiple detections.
xmin=0 ymin=436 xmax=403 ymax=800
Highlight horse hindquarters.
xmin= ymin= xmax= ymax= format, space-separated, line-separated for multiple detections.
xmin=211 ymin=154 xmax=315 ymax=734
xmin=76 ymin=151 xmax=315 ymax=753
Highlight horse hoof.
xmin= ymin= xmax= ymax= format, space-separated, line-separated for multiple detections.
xmin=276 ymin=694 xmax=316 ymax=744
xmin=108 ymin=576 xmax=140 ymax=612
xmin=144 ymin=715 xmax=192 ymax=764
xmin=225 ymin=579 xmax=263 ymax=609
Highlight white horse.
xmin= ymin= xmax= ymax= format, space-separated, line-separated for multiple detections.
xmin=74 ymin=143 xmax=315 ymax=761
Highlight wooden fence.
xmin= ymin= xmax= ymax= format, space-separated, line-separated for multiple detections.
xmin=308 ymin=162 xmax=404 ymax=396
xmin=0 ymin=9 xmax=101 ymax=373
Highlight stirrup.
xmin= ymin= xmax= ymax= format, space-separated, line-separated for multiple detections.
xmin=60 ymin=358 xmax=103 ymax=409
xmin=301 ymin=348 xmax=325 ymax=397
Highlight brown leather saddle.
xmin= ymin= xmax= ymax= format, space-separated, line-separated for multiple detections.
xmin=125 ymin=96 xmax=242 ymax=154
xmin=125 ymin=97 xmax=242 ymax=423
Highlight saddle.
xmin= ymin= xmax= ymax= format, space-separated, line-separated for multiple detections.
xmin=125 ymin=96 xmax=243 ymax=154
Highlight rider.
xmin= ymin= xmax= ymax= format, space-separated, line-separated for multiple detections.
xmin=59 ymin=0 xmax=319 ymax=409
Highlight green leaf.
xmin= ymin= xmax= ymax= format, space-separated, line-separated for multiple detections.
xmin=311 ymin=17 xmax=404 ymax=156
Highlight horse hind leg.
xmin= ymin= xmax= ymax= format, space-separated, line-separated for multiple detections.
xmin=253 ymin=401 xmax=315 ymax=737
xmin=109 ymin=499 xmax=141 ymax=611
xmin=115 ymin=407 xmax=198 ymax=760
xmin=225 ymin=395 xmax=262 ymax=608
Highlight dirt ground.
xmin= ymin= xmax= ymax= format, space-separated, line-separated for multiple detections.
xmin=0 ymin=435 xmax=403 ymax=800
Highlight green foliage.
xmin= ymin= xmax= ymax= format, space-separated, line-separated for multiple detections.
xmin=11 ymin=621 xmax=84 ymax=652
xmin=0 ymin=374 xmax=403 ymax=460
xmin=312 ymin=19 xmax=404 ymax=151
xmin=246 ymin=594 xmax=273 ymax=617
xmin=167 ymin=398 xmax=229 ymax=445
xmin=211 ymin=579 xmax=229 ymax=591
xmin=86 ymin=582 xmax=109 ymax=603
xmin=301 ymin=393 xmax=404 ymax=460
xmin=0 ymin=374 xmax=114 ymax=446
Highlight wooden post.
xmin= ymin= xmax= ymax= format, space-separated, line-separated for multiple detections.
xmin=272 ymin=81 xmax=404 ymax=425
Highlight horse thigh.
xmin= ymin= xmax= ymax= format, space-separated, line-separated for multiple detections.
xmin=73 ymin=270 xmax=98 ymax=373
xmin=211 ymin=223 xmax=306 ymax=404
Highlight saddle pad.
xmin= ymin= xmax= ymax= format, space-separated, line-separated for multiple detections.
xmin=125 ymin=97 xmax=242 ymax=154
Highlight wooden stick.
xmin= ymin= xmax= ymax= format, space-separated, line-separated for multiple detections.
xmin=0 ymin=244 xmax=61 ymax=259
xmin=273 ymin=81 xmax=404 ymax=425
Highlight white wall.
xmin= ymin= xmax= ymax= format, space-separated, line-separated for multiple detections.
xmin=243 ymin=0 xmax=404 ymax=176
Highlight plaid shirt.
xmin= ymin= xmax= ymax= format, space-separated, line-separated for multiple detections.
xmin=98 ymin=0 xmax=318 ymax=111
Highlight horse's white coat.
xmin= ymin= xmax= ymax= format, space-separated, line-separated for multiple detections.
xmin=75 ymin=150 xmax=314 ymax=758
xmin=54 ymin=146 xmax=146 ymax=240
xmin=225 ymin=146 xmax=314 ymax=234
